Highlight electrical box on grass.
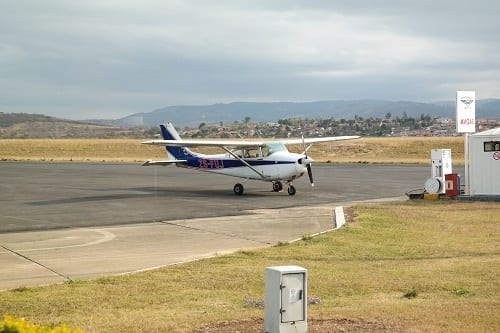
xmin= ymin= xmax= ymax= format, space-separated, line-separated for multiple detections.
xmin=265 ymin=266 xmax=307 ymax=333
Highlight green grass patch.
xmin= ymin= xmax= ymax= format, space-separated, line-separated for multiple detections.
xmin=0 ymin=201 xmax=498 ymax=332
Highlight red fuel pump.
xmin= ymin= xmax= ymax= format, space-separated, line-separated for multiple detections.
xmin=445 ymin=173 xmax=459 ymax=197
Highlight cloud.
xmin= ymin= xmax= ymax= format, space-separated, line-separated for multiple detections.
xmin=0 ymin=0 xmax=498 ymax=119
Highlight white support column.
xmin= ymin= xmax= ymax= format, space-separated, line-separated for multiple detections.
xmin=464 ymin=133 xmax=470 ymax=195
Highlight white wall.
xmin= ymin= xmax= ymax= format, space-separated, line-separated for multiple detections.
xmin=469 ymin=131 xmax=500 ymax=195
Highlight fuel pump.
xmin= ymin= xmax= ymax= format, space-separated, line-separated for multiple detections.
xmin=424 ymin=149 xmax=452 ymax=194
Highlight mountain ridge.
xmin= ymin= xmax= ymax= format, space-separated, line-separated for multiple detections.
xmin=113 ymin=99 xmax=500 ymax=127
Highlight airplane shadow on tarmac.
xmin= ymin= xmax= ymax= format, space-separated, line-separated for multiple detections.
xmin=26 ymin=186 xmax=292 ymax=206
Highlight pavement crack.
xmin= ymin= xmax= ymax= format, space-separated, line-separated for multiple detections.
xmin=0 ymin=244 xmax=71 ymax=282
xmin=159 ymin=221 xmax=271 ymax=245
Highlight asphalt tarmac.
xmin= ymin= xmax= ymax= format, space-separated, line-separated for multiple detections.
xmin=0 ymin=162 xmax=442 ymax=290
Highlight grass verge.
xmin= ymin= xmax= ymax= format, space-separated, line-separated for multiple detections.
xmin=1 ymin=201 xmax=498 ymax=332
xmin=0 ymin=137 xmax=465 ymax=164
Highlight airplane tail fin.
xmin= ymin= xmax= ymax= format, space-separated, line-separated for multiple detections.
xmin=160 ymin=122 xmax=197 ymax=160
xmin=160 ymin=122 xmax=182 ymax=141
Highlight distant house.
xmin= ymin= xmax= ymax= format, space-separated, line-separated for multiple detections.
xmin=436 ymin=117 xmax=452 ymax=124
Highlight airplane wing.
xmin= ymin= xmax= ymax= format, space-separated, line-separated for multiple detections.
xmin=142 ymin=136 xmax=359 ymax=148
xmin=142 ymin=159 xmax=188 ymax=166
xmin=280 ymin=136 xmax=360 ymax=145
xmin=142 ymin=139 xmax=265 ymax=148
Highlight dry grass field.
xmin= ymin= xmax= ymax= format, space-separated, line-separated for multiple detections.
xmin=0 ymin=137 xmax=465 ymax=164
xmin=1 ymin=201 xmax=498 ymax=332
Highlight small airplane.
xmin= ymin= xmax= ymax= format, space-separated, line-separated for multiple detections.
xmin=142 ymin=122 xmax=359 ymax=195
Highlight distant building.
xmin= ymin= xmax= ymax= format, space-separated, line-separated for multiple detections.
xmin=436 ymin=117 xmax=452 ymax=124
xmin=468 ymin=127 xmax=500 ymax=195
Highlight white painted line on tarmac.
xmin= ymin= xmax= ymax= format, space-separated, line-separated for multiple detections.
xmin=3 ymin=215 xmax=47 ymax=223
xmin=15 ymin=229 xmax=116 ymax=252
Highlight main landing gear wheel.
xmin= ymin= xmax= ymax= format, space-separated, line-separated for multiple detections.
xmin=272 ymin=181 xmax=283 ymax=192
xmin=287 ymin=185 xmax=296 ymax=196
xmin=233 ymin=183 xmax=244 ymax=195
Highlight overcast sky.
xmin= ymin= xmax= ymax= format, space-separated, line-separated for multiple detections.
xmin=1 ymin=0 xmax=499 ymax=119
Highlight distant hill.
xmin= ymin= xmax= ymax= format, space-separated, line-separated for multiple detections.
xmin=0 ymin=113 xmax=61 ymax=128
xmin=0 ymin=113 xmax=145 ymax=138
xmin=115 ymin=99 xmax=500 ymax=127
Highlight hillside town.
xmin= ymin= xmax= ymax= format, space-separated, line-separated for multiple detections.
xmin=1 ymin=112 xmax=498 ymax=139
xmin=180 ymin=114 xmax=499 ymax=139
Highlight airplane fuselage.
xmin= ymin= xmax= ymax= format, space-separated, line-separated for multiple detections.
xmin=143 ymin=121 xmax=359 ymax=195
xmin=177 ymin=151 xmax=307 ymax=182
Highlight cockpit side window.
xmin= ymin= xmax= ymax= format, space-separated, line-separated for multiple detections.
xmin=231 ymin=143 xmax=288 ymax=158
xmin=246 ymin=148 xmax=260 ymax=158
xmin=230 ymin=148 xmax=261 ymax=158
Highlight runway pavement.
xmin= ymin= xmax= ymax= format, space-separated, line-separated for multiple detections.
xmin=0 ymin=162 xmax=443 ymax=290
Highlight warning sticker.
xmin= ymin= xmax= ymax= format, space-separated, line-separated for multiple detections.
xmin=289 ymin=288 xmax=301 ymax=303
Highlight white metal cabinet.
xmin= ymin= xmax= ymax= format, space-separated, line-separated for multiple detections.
xmin=265 ymin=266 xmax=307 ymax=333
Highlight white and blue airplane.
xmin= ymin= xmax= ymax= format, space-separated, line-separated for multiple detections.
xmin=142 ymin=122 xmax=359 ymax=195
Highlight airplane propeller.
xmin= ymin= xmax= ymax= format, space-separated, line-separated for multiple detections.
xmin=300 ymin=134 xmax=315 ymax=187
xmin=307 ymin=163 xmax=314 ymax=187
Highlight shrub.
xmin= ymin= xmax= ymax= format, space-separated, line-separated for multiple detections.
xmin=402 ymin=289 xmax=418 ymax=299
xmin=0 ymin=316 xmax=83 ymax=333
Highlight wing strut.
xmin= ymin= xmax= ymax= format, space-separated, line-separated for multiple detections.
xmin=221 ymin=146 xmax=268 ymax=179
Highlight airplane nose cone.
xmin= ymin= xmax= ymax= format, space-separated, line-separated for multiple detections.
xmin=298 ymin=156 xmax=314 ymax=165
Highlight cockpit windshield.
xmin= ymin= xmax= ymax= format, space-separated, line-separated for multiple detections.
xmin=262 ymin=142 xmax=288 ymax=157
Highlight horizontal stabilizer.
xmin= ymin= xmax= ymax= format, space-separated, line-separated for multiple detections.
xmin=142 ymin=160 xmax=187 ymax=166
